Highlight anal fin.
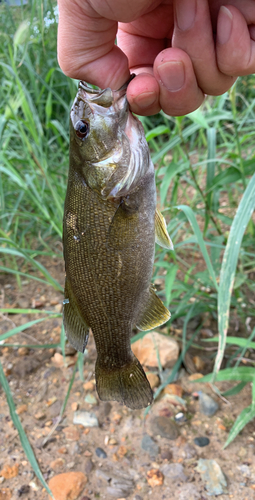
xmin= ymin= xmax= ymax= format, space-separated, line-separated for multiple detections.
xmin=63 ymin=279 xmax=89 ymax=353
xmin=155 ymin=208 xmax=174 ymax=250
xmin=136 ymin=284 xmax=171 ymax=331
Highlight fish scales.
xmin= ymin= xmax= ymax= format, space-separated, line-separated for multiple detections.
xmin=63 ymin=80 xmax=172 ymax=409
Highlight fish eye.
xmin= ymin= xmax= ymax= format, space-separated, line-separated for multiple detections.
xmin=75 ymin=120 xmax=89 ymax=139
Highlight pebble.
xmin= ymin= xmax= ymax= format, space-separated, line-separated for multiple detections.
xmin=174 ymin=412 xmax=187 ymax=424
xmin=73 ymin=411 xmax=99 ymax=428
xmin=95 ymin=447 xmax=107 ymax=459
xmin=48 ymin=472 xmax=87 ymax=500
xmin=164 ymin=384 xmax=183 ymax=397
xmin=17 ymin=484 xmax=30 ymax=496
xmin=146 ymin=372 xmax=160 ymax=389
xmin=132 ymin=331 xmax=179 ymax=368
xmin=16 ymin=404 xmax=28 ymax=415
xmin=196 ymin=459 xmax=227 ymax=496
xmin=151 ymin=416 xmax=180 ymax=440
xmin=84 ymin=394 xmax=97 ymax=405
xmin=133 ymin=496 xmax=143 ymax=500
xmin=194 ymin=436 xmax=210 ymax=447
xmin=0 ymin=464 xmax=19 ymax=479
xmin=161 ymin=463 xmax=187 ymax=483
xmin=141 ymin=434 xmax=159 ymax=457
xmin=176 ymin=483 xmax=200 ymax=500
xmin=146 ymin=469 xmax=164 ymax=488
xmin=0 ymin=488 xmax=12 ymax=500
xmin=199 ymin=392 xmax=219 ymax=417
xmin=96 ymin=468 xmax=134 ymax=497
xmin=161 ymin=449 xmax=173 ymax=461
xmin=50 ymin=458 xmax=65 ymax=471
xmin=82 ymin=458 xmax=94 ymax=475
xmin=63 ymin=426 xmax=80 ymax=441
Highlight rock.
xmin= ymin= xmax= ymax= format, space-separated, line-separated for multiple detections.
xmin=194 ymin=436 xmax=210 ymax=447
xmin=146 ymin=469 xmax=164 ymax=488
xmin=58 ymin=447 xmax=68 ymax=454
xmin=48 ymin=472 xmax=87 ymax=500
xmin=199 ymin=392 xmax=219 ymax=417
xmin=188 ymin=373 xmax=204 ymax=381
xmin=161 ymin=463 xmax=187 ymax=483
xmin=84 ymin=394 xmax=97 ymax=405
xmin=196 ymin=459 xmax=227 ymax=496
xmin=0 ymin=488 xmax=12 ymax=500
xmin=16 ymin=404 xmax=28 ymax=415
xmin=176 ymin=483 xmax=200 ymax=500
xmin=151 ymin=417 xmax=180 ymax=440
xmin=117 ymin=446 xmax=127 ymax=458
xmin=34 ymin=410 xmax=46 ymax=420
xmin=69 ymin=442 xmax=80 ymax=456
xmin=96 ymin=468 xmax=134 ymax=497
xmin=63 ymin=426 xmax=80 ymax=441
xmin=161 ymin=449 xmax=173 ymax=461
xmin=82 ymin=458 xmax=94 ymax=475
xmin=73 ymin=411 xmax=99 ymax=427
xmin=0 ymin=464 xmax=19 ymax=479
xmin=132 ymin=332 xmax=179 ymax=368
xmin=164 ymin=384 xmax=183 ymax=397
xmin=237 ymin=464 xmax=251 ymax=478
xmin=50 ymin=458 xmax=65 ymax=471
xmin=146 ymin=372 xmax=160 ymax=389
xmin=95 ymin=447 xmax=107 ymax=459
xmin=17 ymin=484 xmax=30 ymax=496
xmin=182 ymin=444 xmax=197 ymax=459
xmin=83 ymin=381 xmax=95 ymax=391
xmin=141 ymin=434 xmax=159 ymax=457
xmin=174 ymin=412 xmax=187 ymax=424
xmin=133 ymin=496 xmax=143 ymax=500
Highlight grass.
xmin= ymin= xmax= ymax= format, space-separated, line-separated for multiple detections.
xmin=0 ymin=0 xmax=255 ymax=490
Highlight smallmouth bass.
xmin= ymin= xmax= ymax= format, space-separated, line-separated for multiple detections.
xmin=63 ymin=79 xmax=173 ymax=409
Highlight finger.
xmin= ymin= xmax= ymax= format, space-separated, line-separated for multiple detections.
xmin=126 ymin=70 xmax=161 ymax=116
xmin=57 ymin=0 xmax=130 ymax=89
xmin=172 ymin=0 xmax=236 ymax=96
xmin=217 ymin=5 xmax=255 ymax=76
xmin=153 ymin=48 xmax=204 ymax=116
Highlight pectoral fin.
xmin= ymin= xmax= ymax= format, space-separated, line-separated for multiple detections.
xmin=155 ymin=208 xmax=174 ymax=250
xmin=63 ymin=280 xmax=89 ymax=353
xmin=136 ymin=285 xmax=171 ymax=331
xmin=108 ymin=200 xmax=139 ymax=250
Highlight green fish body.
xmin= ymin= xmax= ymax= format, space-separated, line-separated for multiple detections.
xmin=63 ymin=81 xmax=172 ymax=409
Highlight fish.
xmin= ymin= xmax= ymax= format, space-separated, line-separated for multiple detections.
xmin=63 ymin=78 xmax=173 ymax=410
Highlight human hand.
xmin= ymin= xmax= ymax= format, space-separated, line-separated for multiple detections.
xmin=57 ymin=0 xmax=255 ymax=116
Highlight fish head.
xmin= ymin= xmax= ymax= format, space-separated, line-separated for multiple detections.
xmin=70 ymin=82 xmax=129 ymax=163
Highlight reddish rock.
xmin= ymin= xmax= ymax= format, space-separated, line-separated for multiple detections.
xmin=164 ymin=384 xmax=183 ymax=397
xmin=0 ymin=488 xmax=12 ymax=500
xmin=63 ymin=426 xmax=80 ymax=441
xmin=132 ymin=332 xmax=179 ymax=368
xmin=16 ymin=404 xmax=28 ymax=415
xmin=58 ymin=447 xmax=68 ymax=455
xmin=0 ymin=464 xmax=19 ymax=479
xmin=147 ymin=469 xmax=164 ymax=487
xmin=48 ymin=472 xmax=87 ymax=500
xmin=50 ymin=458 xmax=65 ymax=471
xmin=146 ymin=372 xmax=160 ymax=389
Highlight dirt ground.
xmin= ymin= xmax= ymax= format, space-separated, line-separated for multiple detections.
xmin=0 ymin=258 xmax=255 ymax=500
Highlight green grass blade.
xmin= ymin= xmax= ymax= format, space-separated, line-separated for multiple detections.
xmin=175 ymin=205 xmax=219 ymax=290
xmin=222 ymin=381 xmax=247 ymax=397
xmin=0 ymin=317 xmax=56 ymax=341
xmin=0 ymin=360 xmax=54 ymax=498
xmin=224 ymin=402 xmax=255 ymax=448
xmin=203 ymin=335 xmax=255 ymax=349
xmin=196 ymin=366 xmax=255 ymax=383
xmin=215 ymin=173 xmax=255 ymax=375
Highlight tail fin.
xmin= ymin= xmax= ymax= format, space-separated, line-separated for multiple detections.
xmin=96 ymin=355 xmax=153 ymax=410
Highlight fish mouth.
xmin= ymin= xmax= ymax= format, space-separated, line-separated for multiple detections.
xmin=77 ymin=74 xmax=135 ymax=109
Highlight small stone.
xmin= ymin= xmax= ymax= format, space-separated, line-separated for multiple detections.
xmin=50 ymin=458 xmax=65 ymax=471
xmin=141 ymin=434 xmax=159 ymax=457
xmin=0 ymin=464 xmax=19 ymax=479
xmin=58 ymin=447 xmax=68 ymax=455
xmin=146 ymin=469 xmax=164 ymax=488
xmin=146 ymin=372 xmax=160 ymax=389
xmin=48 ymin=472 xmax=87 ymax=500
xmin=151 ymin=417 xmax=180 ymax=440
xmin=83 ymin=458 xmax=94 ymax=475
xmin=34 ymin=410 xmax=46 ymax=420
xmin=0 ymin=488 xmax=12 ymax=500
xmin=164 ymin=384 xmax=183 ymax=397
xmin=16 ymin=404 xmax=28 ymax=415
xmin=84 ymin=394 xmax=97 ymax=405
xmin=29 ymin=481 xmax=40 ymax=491
xmin=161 ymin=449 xmax=172 ymax=461
xmin=196 ymin=459 xmax=227 ymax=496
xmin=95 ymin=447 xmax=107 ymax=459
xmin=96 ymin=468 xmax=134 ymax=496
xmin=83 ymin=381 xmax=95 ymax=391
xmin=17 ymin=484 xmax=30 ymax=496
xmin=71 ymin=402 xmax=78 ymax=411
xmin=69 ymin=442 xmax=80 ymax=456
xmin=63 ymin=426 xmax=80 ymax=441
xmin=238 ymin=447 xmax=247 ymax=458
xmin=192 ymin=356 xmax=206 ymax=371
xmin=132 ymin=331 xmax=179 ymax=368
xmin=46 ymin=396 xmax=57 ymax=407
xmin=109 ymin=438 xmax=118 ymax=445
xmin=194 ymin=436 xmax=210 ymax=447
xmin=174 ymin=412 xmax=187 ymax=424
xmin=188 ymin=373 xmax=204 ymax=381
xmin=17 ymin=347 xmax=29 ymax=356
xmin=133 ymin=496 xmax=143 ymax=500
xmin=199 ymin=392 xmax=219 ymax=417
xmin=73 ymin=411 xmax=99 ymax=428
xmin=117 ymin=446 xmax=127 ymax=458
xmin=161 ymin=463 xmax=187 ymax=483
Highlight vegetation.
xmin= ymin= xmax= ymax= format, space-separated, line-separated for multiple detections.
xmin=1 ymin=0 xmax=255 ymax=489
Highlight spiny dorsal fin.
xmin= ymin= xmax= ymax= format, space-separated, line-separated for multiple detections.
xmin=155 ymin=208 xmax=174 ymax=250
xmin=136 ymin=284 xmax=171 ymax=331
xmin=63 ymin=279 xmax=90 ymax=353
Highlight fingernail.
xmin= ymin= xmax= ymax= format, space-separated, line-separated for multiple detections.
xmin=175 ymin=0 xmax=197 ymax=31
xmin=218 ymin=6 xmax=233 ymax=45
xmin=133 ymin=91 xmax=157 ymax=109
xmin=157 ymin=61 xmax=185 ymax=91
